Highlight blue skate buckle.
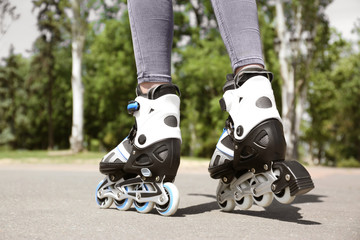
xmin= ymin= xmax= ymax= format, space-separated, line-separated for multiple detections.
xmin=127 ymin=101 xmax=140 ymax=114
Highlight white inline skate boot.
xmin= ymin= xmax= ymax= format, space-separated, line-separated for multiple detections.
xmin=95 ymin=84 xmax=181 ymax=216
xmin=208 ymin=67 xmax=314 ymax=211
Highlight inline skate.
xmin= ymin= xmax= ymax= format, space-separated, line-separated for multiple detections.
xmin=208 ymin=67 xmax=314 ymax=211
xmin=95 ymin=84 xmax=181 ymax=216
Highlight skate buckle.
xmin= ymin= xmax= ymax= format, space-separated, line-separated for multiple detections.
xmin=127 ymin=101 xmax=140 ymax=114
xmin=141 ymin=168 xmax=152 ymax=177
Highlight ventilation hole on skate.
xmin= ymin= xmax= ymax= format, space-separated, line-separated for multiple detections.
xmin=220 ymin=135 xmax=233 ymax=149
xmin=138 ymin=134 xmax=146 ymax=145
xmin=135 ymin=154 xmax=153 ymax=166
xmin=240 ymin=146 xmax=255 ymax=159
xmin=257 ymin=134 xmax=269 ymax=147
xmin=158 ymin=150 xmax=168 ymax=161
xmin=113 ymin=158 xmax=122 ymax=163
xmin=154 ymin=145 xmax=168 ymax=162
xmin=103 ymin=152 xmax=115 ymax=163
xmin=255 ymin=130 xmax=269 ymax=148
xmin=213 ymin=155 xmax=220 ymax=166
xmin=224 ymin=159 xmax=231 ymax=164
xmin=164 ymin=115 xmax=177 ymax=127
xmin=122 ymin=139 xmax=132 ymax=153
xmin=256 ymin=97 xmax=272 ymax=108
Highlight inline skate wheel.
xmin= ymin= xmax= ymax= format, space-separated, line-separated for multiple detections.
xmin=252 ymin=175 xmax=273 ymax=207
xmin=218 ymin=198 xmax=236 ymax=212
xmin=156 ymin=182 xmax=180 ymax=216
xmin=134 ymin=183 xmax=155 ymax=213
xmin=95 ymin=179 xmax=113 ymax=209
xmin=216 ymin=181 xmax=235 ymax=212
xmin=114 ymin=186 xmax=134 ymax=211
xmin=273 ymin=169 xmax=295 ymax=204
xmin=235 ymin=182 xmax=253 ymax=210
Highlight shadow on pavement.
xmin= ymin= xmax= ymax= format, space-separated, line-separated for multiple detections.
xmin=174 ymin=194 xmax=218 ymax=217
xmin=176 ymin=193 xmax=325 ymax=225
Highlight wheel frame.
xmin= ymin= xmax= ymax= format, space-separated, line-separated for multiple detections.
xmin=251 ymin=174 xmax=274 ymax=207
xmin=114 ymin=186 xmax=134 ymax=211
xmin=234 ymin=181 xmax=253 ymax=210
xmin=156 ymin=182 xmax=180 ymax=216
xmin=95 ymin=179 xmax=113 ymax=209
xmin=273 ymin=169 xmax=295 ymax=204
xmin=134 ymin=183 xmax=155 ymax=213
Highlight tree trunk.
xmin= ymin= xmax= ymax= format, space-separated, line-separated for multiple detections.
xmin=48 ymin=66 xmax=54 ymax=150
xmin=69 ymin=0 xmax=86 ymax=153
xmin=275 ymin=0 xmax=294 ymax=159
xmin=70 ymin=39 xmax=84 ymax=152
xmin=275 ymin=0 xmax=306 ymax=160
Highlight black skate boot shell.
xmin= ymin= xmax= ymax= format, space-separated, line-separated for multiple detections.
xmin=209 ymin=68 xmax=314 ymax=211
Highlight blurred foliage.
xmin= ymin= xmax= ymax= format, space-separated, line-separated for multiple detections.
xmin=0 ymin=0 xmax=359 ymax=166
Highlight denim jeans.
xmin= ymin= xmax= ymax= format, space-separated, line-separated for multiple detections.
xmin=128 ymin=0 xmax=264 ymax=84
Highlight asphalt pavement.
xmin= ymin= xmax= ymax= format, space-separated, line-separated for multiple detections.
xmin=0 ymin=162 xmax=359 ymax=240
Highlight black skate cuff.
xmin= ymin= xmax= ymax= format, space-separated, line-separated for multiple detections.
xmin=136 ymin=84 xmax=180 ymax=99
xmin=223 ymin=67 xmax=274 ymax=92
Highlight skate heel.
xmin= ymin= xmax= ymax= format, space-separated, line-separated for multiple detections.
xmin=272 ymin=160 xmax=314 ymax=196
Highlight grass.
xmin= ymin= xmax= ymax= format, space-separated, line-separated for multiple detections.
xmin=0 ymin=150 xmax=104 ymax=164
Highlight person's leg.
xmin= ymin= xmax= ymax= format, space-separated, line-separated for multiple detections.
xmin=127 ymin=0 xmax=173 ymax=93
xmin=211 ymin=0 xmax=264 ymax=73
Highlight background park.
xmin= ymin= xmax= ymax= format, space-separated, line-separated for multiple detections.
xmin=0 ymin=0 xmax=360 ymax=168
xmin=1 ymin=1 xmax=360 ymax=239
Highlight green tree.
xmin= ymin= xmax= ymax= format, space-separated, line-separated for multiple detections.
xmin=83 ymin=15 xmax=137 ymax=150
xmin=174 ymin=32 xmax=232 ymax=157
xmin=0 ymin=47 xmax=28 ymax=148
xmin=330 ymin=52 xmax=360 ymax=163
xmin=31 ymin=0 xmax=69 ymax=149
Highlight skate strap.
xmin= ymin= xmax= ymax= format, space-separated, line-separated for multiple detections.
xmin=147 ymin=84 xmax=180 ymax=99
xmin=136 ymin=84 xmax=180 ymax=99
xmin=223 ymin=67 xmax=274 ymax=92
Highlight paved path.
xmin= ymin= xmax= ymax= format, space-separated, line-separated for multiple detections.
xmin=0 ymin=162 xmax=359 ymax=240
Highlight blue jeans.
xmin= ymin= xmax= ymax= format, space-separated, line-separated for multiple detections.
xmin=128 ymin=0 xmax=264 ymax=84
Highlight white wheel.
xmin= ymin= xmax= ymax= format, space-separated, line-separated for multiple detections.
xmin=234 ymin=181 xmax=253 ymax=210
xmin=235 ymin=195 xmax=253 ymax=210
xmin=95 ymin=179 xmax=113 ymax=209
xmin=253 ymin=192 xmax=273 ymax=207
xmin=218 ymin=198 xmax=236 ymax=212
xmin=273 ymin=169 xmax=295 ymax=204
xmin=274 ymin=187 xmax=295 ymax=204
xmin=252 ymin=175 xmax=273 ymax=207
xmin=216 ymin=180 xmax=235 ymax=212
xmin=114 ymin=186 xmax=134 ymax=211
xmin=134 ymin=183 xmax=155 ymax=213
xmin=156 ymin=182 xmax=180 ymax=216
